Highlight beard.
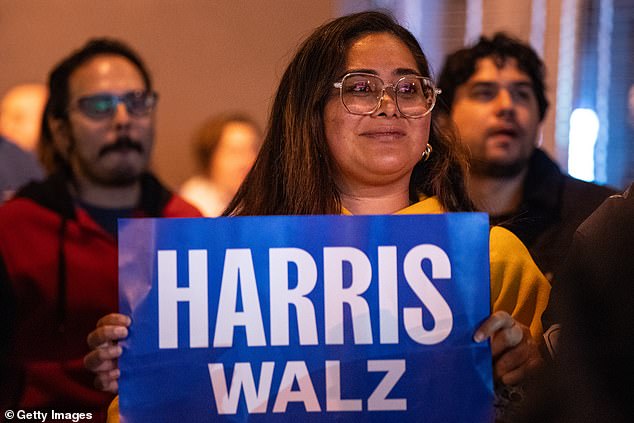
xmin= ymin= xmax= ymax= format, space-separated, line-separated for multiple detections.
xmin=70 ymin=135 xmax=147 ymax=187
xmin=469 ymin=156 xmax=529 ymax=179
xmin=78 ymin=158 xmax=141 ymax=187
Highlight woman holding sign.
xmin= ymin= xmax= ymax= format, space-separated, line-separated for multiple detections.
xmin=85 ymin=11 xmax=549 ymax=421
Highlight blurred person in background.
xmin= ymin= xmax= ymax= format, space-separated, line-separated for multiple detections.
xmin=179 ymin=113 xmax=261 ymax=216
xmin=437 ymin=33 xmax=616 ymax=285
xmin=437 ymin=35 xmax=617 ymax=367
xmin=0 ymin=38 xmax=200 ymax=422
xmin=0 ymin=83 xmax=46 ymax=203
xmin=0 ymin=135 xmax=44 ymax=204
xmin=0 ymin=83 xmax=48 ymax=153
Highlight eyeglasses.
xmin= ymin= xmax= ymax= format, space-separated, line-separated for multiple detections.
xmin=333 ymin=73 xmax=441 ymax=118
xmin=71 ymin=91 xmax=158 ymax=120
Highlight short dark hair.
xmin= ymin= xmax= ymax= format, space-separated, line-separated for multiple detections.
xmin=39 ymin=38 xmax=152 ymax=173
xmin=437 ymin=32 xmax=549 ymax=121
xmin=225 ymin=10 xmax=473 ymax=215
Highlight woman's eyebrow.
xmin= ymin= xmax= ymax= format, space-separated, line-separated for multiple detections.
xmin=394 ymin=67 xmax=422 ymax=76
xmin=344 ymin=68 xmax=379 ymax=75
xmin=342 ymin=68 xmax=422 ymax=77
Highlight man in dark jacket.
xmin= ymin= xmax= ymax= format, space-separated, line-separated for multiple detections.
xmin=519 ymin=184 xmax=634 ymax=422
xmin=437 ymin=33 xmax=616 ymax=284
xmin=436 ymin=32 xmax=617 ymax=422
xmin=0 ymin=38 xmax=200 ymax=421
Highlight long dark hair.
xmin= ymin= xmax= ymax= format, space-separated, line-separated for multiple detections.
xmin=225 ymin=11 xmax=472 ymax=216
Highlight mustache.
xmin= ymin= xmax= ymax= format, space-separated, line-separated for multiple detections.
xmin=99 ymin=136 xmax=144 ymax=157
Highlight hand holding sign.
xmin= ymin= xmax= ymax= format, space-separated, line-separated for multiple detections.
xmin=82 ymin=213 xmax=550 ymax=422
xmin=475 ymin=310 xmax=544 ymax=385
xmin=86 ymin=213 xmax=496 ymax=422
xmin=85 ymin=312 xmax=540 ymax=396
xmin=84 ymin=313 xmax=131 ymax=393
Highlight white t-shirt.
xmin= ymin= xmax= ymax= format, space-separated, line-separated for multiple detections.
xmin=179 ymin=175 xmax=229 ymax=217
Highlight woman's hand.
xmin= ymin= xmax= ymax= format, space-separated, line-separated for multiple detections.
xmin=84 ymin=313 xmax=131 ymax=393
xmin=474 ymin=311 xmax=543 ymax=385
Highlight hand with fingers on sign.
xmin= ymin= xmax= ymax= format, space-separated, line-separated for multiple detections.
xmin=84 ymin=313 xmax=131 ymax=393
xmin=474 ymin=310 xmax=543 ymax=385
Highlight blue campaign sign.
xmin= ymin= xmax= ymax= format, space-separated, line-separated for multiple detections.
xmin=118 ymin=214 xmax=493 ymax=423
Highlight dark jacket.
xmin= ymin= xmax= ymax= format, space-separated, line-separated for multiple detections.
xmin=491 ymin=149 xmax=617 ymax=281
xmin=0 ymin=172 xmax=200 ymax=420
xmin=519 ymin=185 xmax=634 ymax=423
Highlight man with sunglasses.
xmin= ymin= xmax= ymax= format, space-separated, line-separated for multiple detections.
xmin=0 ymin=38 xmax=200 ymax=420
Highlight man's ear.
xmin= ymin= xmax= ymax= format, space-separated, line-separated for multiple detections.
xmin=47 ymin=116 xmax=72 ymax=160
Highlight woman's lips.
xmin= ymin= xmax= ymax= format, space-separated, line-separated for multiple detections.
xmin=360 ymin=128 xmax=407 ymax=139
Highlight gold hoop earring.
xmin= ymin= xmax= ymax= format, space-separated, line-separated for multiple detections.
xmin=421 ymin=143 xmax=433 ymax=161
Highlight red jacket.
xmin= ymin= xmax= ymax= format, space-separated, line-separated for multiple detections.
xmin=0 ymin=172 xmax=201 ymax=420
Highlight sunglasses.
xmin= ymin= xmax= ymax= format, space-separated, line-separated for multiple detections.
xmin=72 ymin=91 xmax=158 ymax=120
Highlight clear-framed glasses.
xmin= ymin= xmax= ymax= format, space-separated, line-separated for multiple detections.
xmin=333 ymin=72 xmax=441 ymax=118
xmin=71 ymin=90 xmax=159 ymax=120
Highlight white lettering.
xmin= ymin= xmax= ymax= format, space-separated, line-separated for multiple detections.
xmin=158 ymin=244 xmax=454 ymax=349
xmin=158 ymin=250 xmax=209 ymax=348
xmin=207 ymin=359 xmax=408 ymax=414
xmin=269 ymin=248 xmax=318 ymax=346
xmin=367 ymin=359 xmax=406 ymax=411
xmin=403 ymin=245 xmax=453 ymax=345
xmin=325 ymin=360 xmax=362 ymax=411
xmin=214 ymin=249 xmax=266 ymax=347
xmin=323 ymin=247 xmax=373 ymax=345
xmin=272 ymin=361 xmax=321 ymax=412
xmin=378 ymin=246 xmax=398 ymax=344
xmin=208 ymin=362 xmax=274 ymax=414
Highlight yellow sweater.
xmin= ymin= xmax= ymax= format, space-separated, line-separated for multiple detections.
xmin=107 ymin=199 xmax=550 ymax=422
xmin=391 ymin=196 xmax=550 ymax=340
